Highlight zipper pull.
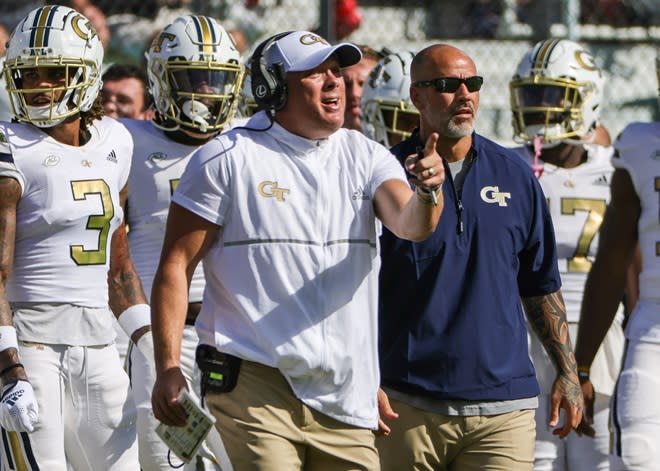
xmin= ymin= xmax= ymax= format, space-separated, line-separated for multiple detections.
xmin=457 ymin=199 xmax=464 ymax=234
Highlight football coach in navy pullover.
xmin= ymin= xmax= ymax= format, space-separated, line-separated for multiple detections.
xmin=375 ymin=44 xmax=587 ymax=470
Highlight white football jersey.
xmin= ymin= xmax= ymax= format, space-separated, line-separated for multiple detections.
xmin=613 ymin=122 xmax=660 ymax=304
xmin=513 ymin=144 xmax=616 ymax=322
xmin=0 ymin=118 xmax=132 ymax=306
xmin=122 ymin=120 xmax=205 ymax=301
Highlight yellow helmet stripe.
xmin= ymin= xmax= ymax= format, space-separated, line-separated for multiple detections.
xmin=533 ymin=39 xmax=561 ymax=71
xmin=30 ymin=5 xmax=57 ymax=49
xmin=192 ymin=16 xmax=215 ymax=55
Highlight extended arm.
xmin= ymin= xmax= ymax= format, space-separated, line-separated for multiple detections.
xmin=0 ymin=176 xmax=38 ymax=432
xmin=522 ymin=290 xmax=584 ymax=438
xmin=574 ymin=169 xmax=640 ymax=421
xmin=151 ymin=202 xmax=219 ymax=426
xmin=375 ymin=133 xmax=445 ymax=241
xmin=0 ymin=177 xmax=24 ymax=378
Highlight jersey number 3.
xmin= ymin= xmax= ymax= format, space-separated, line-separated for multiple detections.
xmin=70 ymin=179 xmax=114 ymax=265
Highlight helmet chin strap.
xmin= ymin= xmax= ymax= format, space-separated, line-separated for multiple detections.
xmin=25 ymin=104 xmax=64 ymax=127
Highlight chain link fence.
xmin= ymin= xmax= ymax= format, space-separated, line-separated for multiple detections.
xmin=1 ymin=1 xmax=657 ymax=143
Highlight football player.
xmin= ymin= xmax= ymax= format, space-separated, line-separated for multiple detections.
xmin=360 ymin=50 xmax=420 ymax=147
xmin=575 ymin=50 xmax=660 ymax=470
xmin=341 ymin=44 xmax=382 ymax=131
xmin=509 ymin=38 xmax=633 ymax=471
xmin=0 ymin=5 xmax=146 ymax=469
xmin=120 ymin=15 xmax=244 ymax=471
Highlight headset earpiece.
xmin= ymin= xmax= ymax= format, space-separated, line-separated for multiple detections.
xmin=250 ymin=32 xmax=293 ymax=113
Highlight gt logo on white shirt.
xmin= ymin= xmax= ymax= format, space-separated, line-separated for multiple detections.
xmin=258 ymin=181 xmax=290 ymax=202
xmin=480 ymin=186 xmax=511 ymax=207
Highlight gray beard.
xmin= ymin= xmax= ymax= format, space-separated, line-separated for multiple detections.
xmin=445 ymin=120 xmax=473 ymax=138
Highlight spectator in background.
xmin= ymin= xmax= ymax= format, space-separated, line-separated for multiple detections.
xmin=335 ymin=0 xmax=361 ymax=40
xmin=0 ymin=23 xmax=7 ymax=58
xmin=102 ymin=63 xmax=152 ymax=120
xmin=515 ymin=0 xmax=561 ymax=41
xmin=0 ymin=22 xmax=11 ymax=122
xmin=463 ymin=0 xmax=502 ymax=38
xmin=341 ymin=45 xmax=382 ymax=132
xmin=580 ymin=0 xmax=630 ymax=26
xmin=219 ymin=0 xmax=267 ymax=55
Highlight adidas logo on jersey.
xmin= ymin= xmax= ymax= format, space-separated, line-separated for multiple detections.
xmin=592 ymin=174 xmax=609 ymax=186
xmin=352 ymin=186 xmax=370 ymax=200
xmin=106 ymin=150 xmax=118 ymax=163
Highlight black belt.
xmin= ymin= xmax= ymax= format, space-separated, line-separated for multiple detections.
xmin=186 ymin=302 xmax=202 ymax=326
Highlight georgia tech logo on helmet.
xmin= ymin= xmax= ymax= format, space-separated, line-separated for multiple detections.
xmin=299 ymin=34 xmax=329 ymax=46
xmin=151 ymin=32 xmax=176 ymax=53
xmin=71 ymin=13 xmax=98 ymax=41
xmin=574 ymin=50 xmax=598 ymax=71
xmin=480 ymin=186 xmax=511 ymax=207
xmin=258 ymin=181 xmax=290 ymax=202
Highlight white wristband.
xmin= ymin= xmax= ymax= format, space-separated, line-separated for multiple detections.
xmin=0 ymin=326 xmax=19 ymax=352
xmin=117 ymin=304 xmax=151 ymax=337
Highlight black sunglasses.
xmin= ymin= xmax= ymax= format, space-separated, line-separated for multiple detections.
xmin=412 ymin=76 xmax=484 ymax=93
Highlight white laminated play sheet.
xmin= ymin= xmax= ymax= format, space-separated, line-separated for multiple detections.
xmin=156 ymin=388 xmax=217 ymax=463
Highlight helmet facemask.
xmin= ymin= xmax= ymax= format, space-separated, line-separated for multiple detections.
xmin=363 ymin=98 xmax=418 ymax=147
xmin=152 ymin=59 xmax=243 ymax=133
xmin=510 ymin=75 xmax=596 ymax=145
xmin=5 ymin=61 xmax=98 ymax=127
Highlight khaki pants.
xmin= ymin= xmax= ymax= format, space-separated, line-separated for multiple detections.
xmin=376 ymin=398 xmax=535 ymax=471
xmin=204 ymin=360 xmax=379 ymax=470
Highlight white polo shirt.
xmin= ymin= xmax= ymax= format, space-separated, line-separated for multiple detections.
xmin=174 ymin=111 xmax=407 ymax=428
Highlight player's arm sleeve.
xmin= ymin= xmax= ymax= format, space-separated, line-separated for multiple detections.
xmin=172 ymin=140 xmax=232 ymax=227
xmin=369 ymin=142 xmax=408 ymax=197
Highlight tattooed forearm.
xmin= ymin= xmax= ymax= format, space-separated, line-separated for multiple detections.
xmin=522 ymin=291 xmax=577 ymax=377
xmin=523 ymin=291 xmax=583 ymax=407
xmin=0 ymin=177 xmax=20 ymax=326
xmin=108 ymin=223 xmax=148 ymax=316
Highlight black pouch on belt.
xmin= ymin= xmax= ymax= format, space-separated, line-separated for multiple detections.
xmin=195 ymin=344 xmax=242 ymax=395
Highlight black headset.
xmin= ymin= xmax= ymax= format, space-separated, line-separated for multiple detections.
xmin=250 ymin=31 xmax=294 ymax=113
